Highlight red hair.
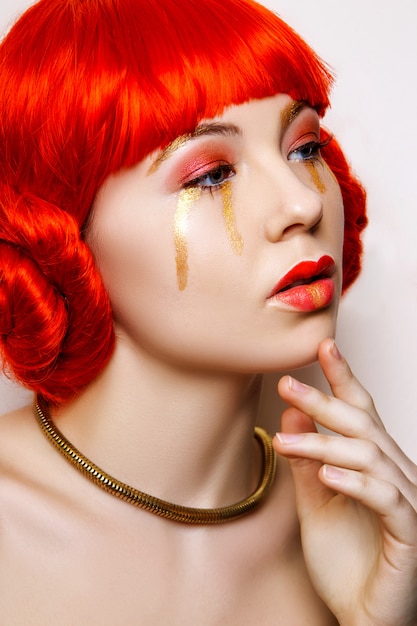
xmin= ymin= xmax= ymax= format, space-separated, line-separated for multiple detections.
xmin=0 ymin=0 xmax=367 ymax=403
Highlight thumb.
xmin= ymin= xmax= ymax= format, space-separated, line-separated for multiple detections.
xmin=274 ymin=408 xmax=333 ymax=520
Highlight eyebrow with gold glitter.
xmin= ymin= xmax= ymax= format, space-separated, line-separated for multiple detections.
xmin=147 ymin=123 xmax=242 ymax=174
xmin=280 ymin=100 xmax=310 ymax=132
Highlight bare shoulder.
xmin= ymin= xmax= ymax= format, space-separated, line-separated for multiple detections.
xmin=0 ymin=404 xmax=50 ymax=517
xmin=0 ymin=403 xmax=55 ymax=482
xmin=0 ymin=402 xmax=82 ymax=535
xmin=0 ymin=414 xmax=337 ymax=625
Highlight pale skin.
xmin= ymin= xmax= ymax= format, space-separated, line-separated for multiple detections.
xmin=0 ymin=94 xmax=416 ymax=625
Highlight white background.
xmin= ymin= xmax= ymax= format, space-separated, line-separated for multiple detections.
xmin=1 ymin=1 xmax=416 ymax=462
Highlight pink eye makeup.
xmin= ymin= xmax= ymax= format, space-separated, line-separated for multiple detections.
xmin=172 ymin=142 xmax=236 ymax=189
xmin=284 ymin=107 xmax=332 ymax=194
xmin=183 ymin=163 xmax=236 ymax=191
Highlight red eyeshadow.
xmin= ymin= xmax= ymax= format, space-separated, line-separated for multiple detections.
xmin=166 ymin=142 xmax=235 ymax=188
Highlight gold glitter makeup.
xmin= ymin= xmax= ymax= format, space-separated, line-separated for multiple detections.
xmin=221 ymin=181 xmax=243 ymax=255
xmin=148 ymin=134 xmax=192 ymax=174
xmin=305 ymin=160 xmax=326 ymax=194
xmin=148 ymin=123 xmax=241 ymax=174
xmin=281 ymin=100 xmax=307 ymax=131
xmin=174 ymin=187 xmax=201 ymax=290
xmin=305 ymin=283 xmax=323 ymax=308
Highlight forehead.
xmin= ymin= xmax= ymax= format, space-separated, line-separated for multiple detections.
xmin=149 ymin=95 xmax=317 ymax=166
xmin=211 ymin=96 xmax=314 ymax=129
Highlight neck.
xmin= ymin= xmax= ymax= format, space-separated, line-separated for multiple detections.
xmin=52 ymin=336 xmax=265 ymax=509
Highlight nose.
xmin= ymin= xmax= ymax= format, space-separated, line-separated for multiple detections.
xmin=261 ymin=162 xmax=324 ymax=242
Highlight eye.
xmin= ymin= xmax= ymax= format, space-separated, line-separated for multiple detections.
xmin=183 ymin=163 xmax=236 ymax=191
xmin=288 ymin=137 xmax=332 ymax=163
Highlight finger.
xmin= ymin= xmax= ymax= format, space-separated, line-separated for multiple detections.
xmin=278 ymin=371 xmax=417 ymax=489
xmin=277 ymin=373 xmax=374 ymax=439
xmin=273 ymin=408 xmax=335 ymax=518
xmin=318 ymin=338 xmax=381 ymax=425
xmin=280 ymin=406 xmax=317 ymax=436
xmin=274 ymin=428 xmax=417 ymax=508
xmin=319 ymin=465 xmax=417 ymax=547
xmin=319 ymin=340 xmax=417 ymax=488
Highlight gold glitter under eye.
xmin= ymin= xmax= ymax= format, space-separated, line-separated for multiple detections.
xmin=174 ymin=180 xmax=242 ymax=291
xmin=221 ymin=181 xmax=243 ymax=255
xmin=305 ymin=160 xmax=326 ymax=194
xmin=174 ymin=187 xmax=201 ymax=290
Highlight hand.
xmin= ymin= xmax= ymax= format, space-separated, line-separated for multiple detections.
xmin=273 ymin=338 xmax=417 ymax=626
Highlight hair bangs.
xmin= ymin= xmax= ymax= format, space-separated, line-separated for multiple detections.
xmin=109 ymin=0 xmax=334 ymax=170
xmin=0 ymin=0 xmax=334 ymax=225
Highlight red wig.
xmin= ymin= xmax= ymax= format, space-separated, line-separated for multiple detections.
xmin=0 ymin=0 xmax=367 ymax=403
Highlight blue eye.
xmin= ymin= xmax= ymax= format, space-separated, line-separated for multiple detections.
xmin=184 ymin=164 xmax=236 ymax=191
xmin=288 ymin=137 xmax=332 ymax=162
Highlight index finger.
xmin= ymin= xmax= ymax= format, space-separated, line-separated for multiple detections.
xmin=318 ymin=338 xmax=383 ymax=427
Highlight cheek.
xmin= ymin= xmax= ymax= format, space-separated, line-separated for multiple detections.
xmin=330 ymin=175 xmax=345 ymax=238
xmin=326 ymin=175 xmax=345 ymax=272
xmin=88 ymin=201 xmax=177 ymax=317
xmin=317 ymin=167 xmax=345 ymax=296
xmin=322 ymin=159 xmax=343 ymax=207
xmin=174 ymin=182 xmax=245 ymax=292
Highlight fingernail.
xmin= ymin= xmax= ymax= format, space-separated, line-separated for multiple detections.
xmin=331 ymin=340 xmax=342 ymax=360
xmin=288 ymin=376 xmax=308 ymax=393
xmin=323 ymin=464 xmax=345 ymax=481
xmin=275 ymin=432 xmax=303 ymax=445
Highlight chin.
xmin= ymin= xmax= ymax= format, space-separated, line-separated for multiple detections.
xmin=261 ymin=312 xmax=337 ymax=374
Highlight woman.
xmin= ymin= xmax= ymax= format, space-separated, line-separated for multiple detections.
xmin=0 ymin=0 xmax=416 ymax=623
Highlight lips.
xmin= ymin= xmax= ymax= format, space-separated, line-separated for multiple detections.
xmin=268 ymin=255 xmax=336 ymax=312
xmin=270 ymin=255 xmax=336 ymax=296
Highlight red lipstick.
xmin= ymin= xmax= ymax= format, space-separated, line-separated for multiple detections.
xmin=268 ymin=255 xmax=336 ymax=312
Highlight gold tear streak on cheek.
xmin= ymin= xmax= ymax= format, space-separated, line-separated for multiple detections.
xmin=221 ymin=181 xmax=244 ymax=255
xmin=174 ymin=187 xmax=202 ymax=291
xmin=305 ymin=160 xmax=326 ymax=194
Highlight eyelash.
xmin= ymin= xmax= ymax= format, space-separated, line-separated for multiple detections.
xmin=183 ymin=163 xmax=236 ymax=192
xmin=180 ymin=135 xmax=333 ymax=192
xmin=288 ymin=136 xmax=333 ymax=163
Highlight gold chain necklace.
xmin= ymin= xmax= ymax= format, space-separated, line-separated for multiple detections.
xmin=34 ymin=399 xmax=276 ymax=525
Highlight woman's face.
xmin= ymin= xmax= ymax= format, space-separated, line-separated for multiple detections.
xmin=87 ymin=94 xmax=344 ymax=373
